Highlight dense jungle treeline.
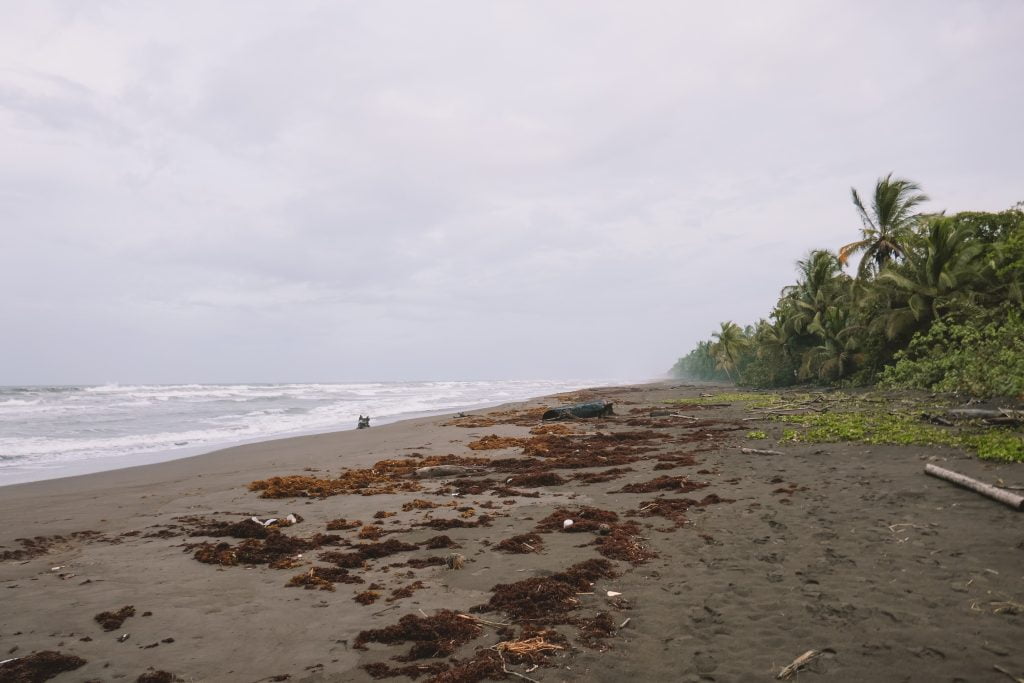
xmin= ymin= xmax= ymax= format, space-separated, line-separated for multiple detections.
xmin=671 ymin=174 xmax=1024 ymax=398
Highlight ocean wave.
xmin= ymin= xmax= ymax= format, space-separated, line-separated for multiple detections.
xmin=0 ymin=379 xmax=630 ymax=477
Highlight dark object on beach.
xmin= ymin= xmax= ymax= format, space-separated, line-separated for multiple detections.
xmin=286 ymin=566 xmax=364 ymax=591
xmin=354 ymin=609 xmax=483 ymax=660
xmin=479 ymin=559 xmax=616 ymax=620
xmin=611 ymin=475 xmax=710 ymax=494
xmin=357 ymin=415 xmax=371 ymax=429
xmin=494 ymin=533 xmax=544 ymax=554
xmin=924 ymin=463 xmax=1024 ymax=510
xmin=94 ymin=605 xmax=135 ymax=631
xmin=421 ymin=535 xmax=459 ymax=549
xmin=136 ymin=671 xmax=175 ymax=683
xmin=0 ymin=651 xmax=87 ymax=683
xmin=542 ymin=401 xmax=614 ymax=421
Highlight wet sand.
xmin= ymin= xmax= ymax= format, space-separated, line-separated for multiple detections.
xmin=1 ymin=382 xmax=1022 ymax=682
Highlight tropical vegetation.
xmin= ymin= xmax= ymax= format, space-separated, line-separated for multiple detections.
xmin=671 ymin=174 xmax=1024 ymax=398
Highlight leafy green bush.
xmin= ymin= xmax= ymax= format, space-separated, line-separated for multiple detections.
xmin=879 ymin=311 xmax=1024 ymax=398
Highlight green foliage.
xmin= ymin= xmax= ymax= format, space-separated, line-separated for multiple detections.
xmin=777 ymin=410 xmax=1024 ymax=462
xmin=669 ymin=175 xmax=1023 ymax=399
xmin=746 ymin=430 xmax=767 ymax=439
xmin=879 ymin=310 xmax=1024 ymax=398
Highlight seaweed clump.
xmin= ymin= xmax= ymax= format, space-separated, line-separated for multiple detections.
xmin=136 ymin=671 xmax=175 ymax=683
xmin=467 ymin=435 xmax=527 ymax=450
xmin=592 ymin=522 xmax=657 ymax=564
xmin=387 ymin=580 xmax=426 ymax=602
xmin=355 ymin=590 xmax=381 ymax=605
xmin=354 ymin=610 xmax=483 ymax=661
xmin=287 ymin=566 xmax=364 ymax=591
xmin=506 ymin=472 xmax=567 ymax=487
xmin=326 ymin=518 xmax=362 ymax=530
xmin=578 ymin=612 xmax=616 ymax=649
xmin=192 ymin=530 xmax=341 ymax=569
xmin=95 ymin=605 xmax=135 ymax=631
xmin=631 ymin=494 xmax=732 ymax=528
xmin=0 ymin=651 xmax=87 ymax=682
xmin=534 ymin=506 xmax=619 ymax=533
xmin=421 ymin=535 xmax=459 ymax=549
xmin=479 ymin=559 xmax=617 ymax=620
xmin=248 ymin=456 xmax=488 ymax=499
xmin=494 ymin=533 xmax=543 ymax=554
xmin=611 ymin=475 xmax=709 ymax=494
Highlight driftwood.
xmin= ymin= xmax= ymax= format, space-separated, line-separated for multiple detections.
xmin=410 ymin=465 xmax=482 ymax=479
xmin=924 ymin=464 xmax=1024 ymax=510
xmin=946 ymin=408 xmax=1024 ymax=425
xmin=740 ymin=447 xmax=783 ymax=456
xmin=777 ymin=649 xmax=825 ymax=679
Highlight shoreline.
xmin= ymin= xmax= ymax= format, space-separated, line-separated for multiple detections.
xmin=1 ymin=381 xmax=641 ymax=489
xmin=1 ymin=381 xmax=1021 ymax=682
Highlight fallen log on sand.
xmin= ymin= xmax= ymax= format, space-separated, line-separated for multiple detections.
xmin=924 ymin=464 xmax=1024 ymax=510
xmin=410 ymin=465 xmax=483 ymax=479
xmin=740 ymin=447 xmax=783 ymax=456
xmin=946 ymin=408 xmax=1024 ymax=423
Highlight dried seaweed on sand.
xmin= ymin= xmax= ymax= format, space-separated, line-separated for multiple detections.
xmin=94 ymin=605 xmax=135 ymax=631
xmin=0 ymin=651 xmax=86 ymax=682
xmin=534 ymin=506 xmax=619 ymax=533
xmin=421 ymin=535 xmax=459 ymax=549
xmin=248 ymin=456 xmax=490 ymax=499
xmin=387 ymin=580 xmax=426 ymax=602
xmin=354 ymin=610 xmax=484 ymax=661
xmin=355 ymin=590 xmax=382 ymax=605
xmin=467 ymin=435 xmax=527 ymax=451
xmin=192 ymin=530 xmax=341 ymax=569
xmin=494 ymin=533 xmax=544 ymax=554
xmin=286 ymin=566 xmax=364 ymax=590
xmin=611 ymin=475 xmax=709 ymax=494
xmin=478 ymin=559 xmax=617 ymax=620
xmin=578 ymin=612 xmax=616 ymax=649
xmin=592 ymin=522 xmax=657 ymax=564
xmin=326 ymin=518 xmax=362 ymax=530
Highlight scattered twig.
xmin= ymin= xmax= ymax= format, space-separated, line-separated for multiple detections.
xmin=994 ymin=664 xmax=1024 ymax=683
xmin=777 ymin=649 xmax=824 ymax=680
xmin=619 ymin=617 xmax=631 ymax=629
xmin=457 ymin=614 xmax=511 ymax=627
xmin=493 ymin=648 xmax=540 ymax=683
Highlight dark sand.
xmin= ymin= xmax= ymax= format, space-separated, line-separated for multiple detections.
xmin=1 ymin=383 xmax=1021 ymax=682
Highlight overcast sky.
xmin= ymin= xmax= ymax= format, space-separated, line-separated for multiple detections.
xmin=2 ymin=1 xmax=1022 ymax=385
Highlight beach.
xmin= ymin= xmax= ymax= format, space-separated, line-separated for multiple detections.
xmin=1 ymin=382 xmax=1021 ymax=682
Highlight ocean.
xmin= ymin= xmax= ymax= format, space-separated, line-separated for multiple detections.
xmin=0 ymin=379 xmax=615 ymax=486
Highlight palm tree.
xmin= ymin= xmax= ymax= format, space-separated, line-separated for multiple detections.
xmin=780 ymin=250 xmax=846 ymax=338
xmin=878 ymin=216 xmax=986 ymax=326
xmin=840 ymin=173 xmax=929 ymax=278
xmin=711 ymin=321 xmax=748 ymax=380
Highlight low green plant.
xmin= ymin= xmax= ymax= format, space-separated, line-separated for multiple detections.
xmin=777 ymin=410 xmax=1024 ymax=462
xmin=746 ymin=430 xmax=767 ymax=440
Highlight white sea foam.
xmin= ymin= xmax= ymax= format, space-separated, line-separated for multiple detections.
xmin=0 ymin=379 xmax=626 ymax=485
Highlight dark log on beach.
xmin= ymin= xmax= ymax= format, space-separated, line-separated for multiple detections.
xmin=410 ymin=465 xmax=482 ymax=478
xmin=740 ymin=447 xmax=783 ymax=456
xmin=924 ymin=464 xmax=1024 ymax=510
xmin=946 ymin=408 xmax=1023 ymax=421
xmin=542 ymin=401 xmax=614 ymax=421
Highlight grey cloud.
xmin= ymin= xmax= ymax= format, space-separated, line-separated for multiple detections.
xmin=1 ymin=1 xmax=1023 ymax=384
